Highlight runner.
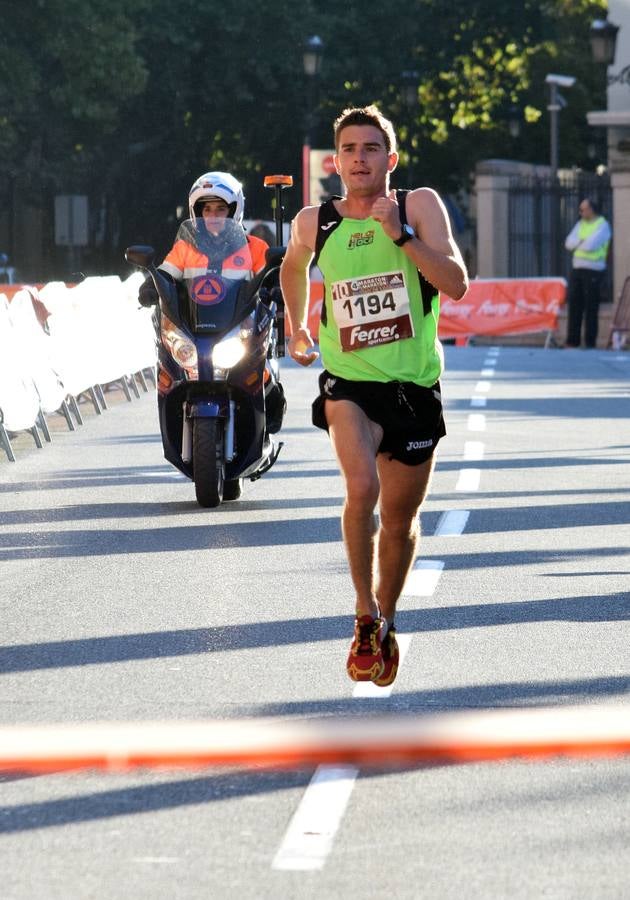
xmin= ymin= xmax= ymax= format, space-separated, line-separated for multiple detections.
xmin=280 ymin=105 xmax=468 ymax=685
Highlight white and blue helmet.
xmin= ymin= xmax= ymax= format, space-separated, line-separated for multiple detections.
xmin=188 ymin=171 xmax=245 ymax=226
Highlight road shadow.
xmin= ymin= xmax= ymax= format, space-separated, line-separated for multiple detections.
xmin=1 ymin=495 xmax=344 ymax=526
xmin=0 ymin=591 xmax=628 ymax=674
xmin=0 ymin=768 xmax=311 ymax=834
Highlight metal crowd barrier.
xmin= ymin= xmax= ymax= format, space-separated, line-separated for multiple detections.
xmin=0 ymin=273 xmax=156 ymax=461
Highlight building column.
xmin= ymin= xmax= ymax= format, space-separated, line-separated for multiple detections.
xmin=611 ymin=170 xmax=630 ymax=303
xmin=475 ymin=174 xmax=511 ymax=277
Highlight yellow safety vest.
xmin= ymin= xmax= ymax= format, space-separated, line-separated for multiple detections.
xmin=574 ymin=217 xmax=609 ymax=264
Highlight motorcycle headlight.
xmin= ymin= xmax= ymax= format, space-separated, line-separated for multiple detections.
xmin=161 ymin=314 xmax=198 ymax=375
xmin=211 ymin=313 xmax=255 ymax=371
xmin=212 ymin=336 xmax=247 ymax=369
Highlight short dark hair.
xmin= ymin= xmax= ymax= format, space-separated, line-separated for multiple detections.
xmin=583 ymin=196 xmax=601 ymax=215
xmin=333 ymin=105 xmax=397 ymax=154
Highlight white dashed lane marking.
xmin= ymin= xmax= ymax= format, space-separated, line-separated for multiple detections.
xmin=464 ymin=441 xmax=485 ymax=461
xmin=456 ymin=468 xmax=481 ymax=492
xmin=403 ymin=559 xmax=445 ymax=596
xmin=467 ymin=413 xmax=486 ymax=432
xmin=272 ymin=766 xmax=359 ymax=871
xmin=435 ymin=509 xmax=470 ymax=536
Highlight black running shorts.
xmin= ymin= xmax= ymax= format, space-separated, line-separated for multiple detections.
xmin=312 ymin=370 xmax=446 ymax=466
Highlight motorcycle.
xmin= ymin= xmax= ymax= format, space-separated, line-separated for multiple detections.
xmin=125 ymin=175 xmax=291 ymax=508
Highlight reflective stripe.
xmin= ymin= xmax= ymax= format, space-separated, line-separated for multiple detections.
xmin=222 ymin=268 xmax=250 ymax=280
xmin=159 ymin=261 xmax=182 ymax=279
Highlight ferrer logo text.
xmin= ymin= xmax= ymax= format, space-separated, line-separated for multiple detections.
xmin=349 ymin=322 xmax=399 ymax=345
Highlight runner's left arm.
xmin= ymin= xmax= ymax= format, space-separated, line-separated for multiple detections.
xmin=372 ymin=189 xmax=469 ymax=300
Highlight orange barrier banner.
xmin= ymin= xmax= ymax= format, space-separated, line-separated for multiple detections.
xmin=2 ymin=705 xmax=630 ymax=773
xmin=302 ymin=276 xmax=567 ymax=342
xmin=439 ymin=277 xmax=567 ymax=339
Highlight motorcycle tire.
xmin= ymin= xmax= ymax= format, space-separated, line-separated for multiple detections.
xmin=193 ymin=417 xmax=225 ymax=508
xmin=223 ymin=478 xmax=243 ymax=501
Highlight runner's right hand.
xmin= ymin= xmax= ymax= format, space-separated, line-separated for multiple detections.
xmin=288 ymin=327 xmax=319 ymax=366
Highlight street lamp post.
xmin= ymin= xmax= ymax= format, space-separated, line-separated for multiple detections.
xmin=545 ymin=73 xmax=575 ymax=178
xmin=545 ymin=73 xmax=575 ymax=274
xmin=302 ymin=35 xmax=324 ymax=207
xmin=401 ymin=70 xmax=419 ymax=189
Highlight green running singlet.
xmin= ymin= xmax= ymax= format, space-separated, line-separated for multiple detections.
xmin=314 ymin=195 xmax=443 ymax=386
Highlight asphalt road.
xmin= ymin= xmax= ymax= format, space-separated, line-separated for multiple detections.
xmin=1 ymin=344 xmax=630 ymax=899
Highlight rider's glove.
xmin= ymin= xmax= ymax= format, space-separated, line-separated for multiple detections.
xmin=138 ymin=276 xmax=158 ymax=307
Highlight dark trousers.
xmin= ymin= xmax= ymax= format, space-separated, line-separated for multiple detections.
xmin=566 ymin=268 xmax=604 ymax=348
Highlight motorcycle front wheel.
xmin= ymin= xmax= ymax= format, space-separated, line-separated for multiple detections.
xmin=193 ymin=417 xmax=224 ymax=507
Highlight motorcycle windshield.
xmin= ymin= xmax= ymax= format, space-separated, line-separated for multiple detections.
xmin=168 ymin=218 xmax=257 ymax=334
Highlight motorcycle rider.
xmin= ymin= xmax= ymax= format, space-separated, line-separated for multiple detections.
xmin=139 ymin=171 xmax=285 ymax=432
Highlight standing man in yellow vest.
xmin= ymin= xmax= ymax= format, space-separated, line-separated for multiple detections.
xmin=564 ymin=197 xmax=611 ymax=348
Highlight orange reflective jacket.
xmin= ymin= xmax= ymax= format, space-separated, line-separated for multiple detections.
xmin=160 ymin=233 xmax=268 ymax=282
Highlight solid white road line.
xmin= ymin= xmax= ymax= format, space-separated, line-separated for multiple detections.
xmin=352 ymin=634 xmax=413 ymax=698
xmin=435 ymin=509 xmax=470 ymax=536
xmin=456 ymin=468 xmax=481 ymax=492
xmin=272 ymin=765 xmax=359 ymax=870
xmin=467 ymin=413 xmax=486 ymax=432
xmin=463 ymin=440 xmax=485 ymax=461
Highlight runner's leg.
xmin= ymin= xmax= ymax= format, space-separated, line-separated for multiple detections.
xmin=375 ymin=453 xmax=437 ymax=622
xmin=325 ymin=399 xmax=383 ymax=617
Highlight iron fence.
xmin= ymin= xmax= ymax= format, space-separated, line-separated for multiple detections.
xmin=508 ymin=172 xmax=612 ymax=297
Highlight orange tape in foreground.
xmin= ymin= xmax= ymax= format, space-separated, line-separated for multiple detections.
xmin=2 ymin=706 xmax=630 ymax=774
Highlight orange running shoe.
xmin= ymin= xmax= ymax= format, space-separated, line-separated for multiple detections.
xmin=346 ymin=614 xmax=384 ymax=682
xmin=374 ymin=624 xmax=399 ymax=687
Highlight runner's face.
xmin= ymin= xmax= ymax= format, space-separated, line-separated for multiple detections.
xmin=202 ymin=199 xmax=229 ymax=233
xmin=334 ymin=125 xmax=397 ymax=197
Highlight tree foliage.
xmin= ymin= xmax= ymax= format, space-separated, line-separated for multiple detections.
xmin=0 ymin=0 xmax=148 ymax=185
xmin=0 ymin=0 xmax=609 ymax=278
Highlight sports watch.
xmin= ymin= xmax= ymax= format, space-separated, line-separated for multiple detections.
xmin=393 ymin=224 xmax=415 ymax=246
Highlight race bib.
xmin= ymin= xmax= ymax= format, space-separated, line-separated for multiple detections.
xmin=330 ymin=270 xmax=414 ymax=351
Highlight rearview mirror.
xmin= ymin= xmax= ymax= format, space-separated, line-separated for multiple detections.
xmin=125 ymin=245 xmax=156 ymax=269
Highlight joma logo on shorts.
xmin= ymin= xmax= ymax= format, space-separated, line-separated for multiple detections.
xmin=406 ymin=439 xmax=433 ymax=451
